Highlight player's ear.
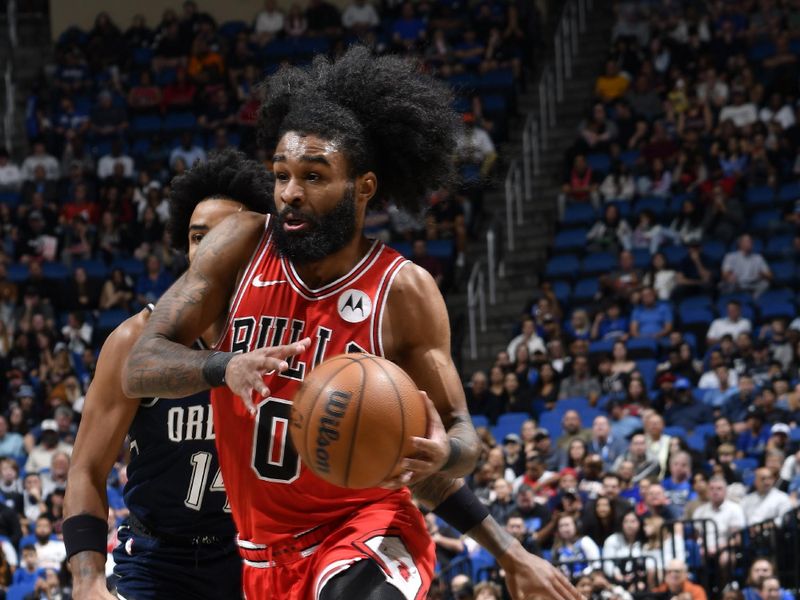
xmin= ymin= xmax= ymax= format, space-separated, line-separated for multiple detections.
xmin=356 ymin=172 xmax=377 ymax=205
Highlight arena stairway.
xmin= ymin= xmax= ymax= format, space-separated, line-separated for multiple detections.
xmin=455 ymin=0 xmax=615 ymax=376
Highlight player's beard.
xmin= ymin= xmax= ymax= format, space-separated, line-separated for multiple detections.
xmin=273 ymin=184 xmax=358 ymax=264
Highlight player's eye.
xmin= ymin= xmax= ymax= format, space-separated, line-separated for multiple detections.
xmin=191 ymin=234 xmax=204 ymax=244
xmin=275 ymin=172 xmax=289 ymax=182
xmin=306 ymin=172 xmax=320 ymax=182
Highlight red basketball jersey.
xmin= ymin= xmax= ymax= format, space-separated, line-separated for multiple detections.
xmin=212 ymin=215 xmax=412 ymax=546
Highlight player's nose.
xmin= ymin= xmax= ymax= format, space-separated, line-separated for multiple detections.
xmin=280 ymin=176 xmax=305 ymax=205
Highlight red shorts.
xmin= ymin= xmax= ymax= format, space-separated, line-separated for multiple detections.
xmin=240 ymin=495 xmax=434 ymax=600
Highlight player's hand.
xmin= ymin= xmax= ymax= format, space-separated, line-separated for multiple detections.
xmin=397 ymin=392 xmax=451 ymax=486
xmin=225 ymin=338 xmax=311 ymax=414
xmin=498 ymin=540 xmax=582 ymax=600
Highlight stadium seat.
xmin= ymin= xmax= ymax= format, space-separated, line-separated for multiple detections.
xmin=745 ymin=185 xmax=775 ymax=207
xmin=694 ymin=423 xmax=716 ymax=438
xmin=389 ymin=241 xmax=411 ymax=257
xmin=131 ymin=115 xmax=162 ymax=136
xmin=757 ymin=301 xmax=795 ymax=322
xmin=664 ymin=426 xmax=687 ymax=439
xmin=751 ymin=209 xmax=781 ymax=233
xmin=538 ymin=411 xmax=563 ymax=439
xmin=562 ymin=203 xmax=597 ymax=226
xmin=765 ymin=234 xmax=795 ymax=260
xmin=556 ymin=397 xmax=590 ymax=413
xmin=701 ymin=240 xmax=725 ymax=263
xmin=493 ymin=412 xmax=529 ymax=440
xmin=749 ymin=40 xmax=777 ymax=62
xmin=426 ymin=239 xmax=454 ymax=259
xmin=635 ymin=359 xmax=658 ymax=389
xmin=679 ymin=305 xmax=714 ymax=327
xmin=580 ymin=252 xmax=615 ymax=275
xmin=586 ymin=153 xmax=611 ymax=175
xmin=544 ymin=255 xmax=579 ymax=280
xmin=631 ymin=248 xmax=650 ymax=269
xmin=42 ymin=262 xmax=69 ymax=281
xmin=163 ymin=111 xmax=197 ymax=132
xmin=777 ymin=181 xmax=800 ymax=204
xmin=219 ymin=20 xmax=249 ymax=39
xmin=572 ymin=278 xmax=599 ymax=303
xmin=7 ymin=583 xmax=35 ymax=600
xmin=471 ymin=415 xmax=489 ymax=429
xmin=551 ymin=280 xmax=572 ymax=304
xmin=588 ymin=340 xmax=614 ymax=357
xmin=6 ymin=263 xmax=29 ymax=283
xmin=111 ymin=257 xmax=145 ymax=277
xmin=553 ymin=228 xmax=587 ymax=252
xmin=662 ymin=245 xmax=687 ymax=267
xmin=477 ymin=68 xmax=514 ymax=93
xmin=626 ymin=338 xmax=658 ymax=359
xmin=620 ymin=149 xmax=640 ymax=167
xmin=634 ymin=196 xmax=666 ymax=219
xmin=607 ymin=200 xmax=632 ymax=219
xmin=770 ymin=261 xmax=796 ymax=287
xmin=447 ymin=73 xmax=479 ymax=95
xmin=294 ymin=37 xmax=331 ymax=58
xmin=0 ymin=191 xmax=22 ymax=208
xmin=74 ymin=259 xmax=109 ymax=280
xmin=686 ymin=432 xmax=705 ymax=452
xmin=155 ymin=68 xmax=177 ymax=86
xmin=132 ymin=47 xmax=153 ymax=67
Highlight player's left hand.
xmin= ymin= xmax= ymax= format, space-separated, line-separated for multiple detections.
xmin=499 ymin=542 xmax=582 ymax=600
xmin=383 ymin=392 xmax=450 ymax=488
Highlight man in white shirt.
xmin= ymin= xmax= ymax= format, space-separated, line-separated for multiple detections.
xmin=456 ymin=114 xmax=497 ymax=178
xmin=169 ymin=132 xmax=207 ymax=170
xmin=740 ymin=468 xmax=794 ymax=526
xmin=693 ymin=476 xmax=745 ymax=553
xmin=0 ymin=148 xmax=21 ymax=191
xmin=33 ymin=515 xmax=66 ymax=570
xmin=21 ymin=141 xmax=60 ymax=181
xmin=720 ymin=234 xmax=772 ymax=298
xmin=96 ymin=139 xmax=135 ymax=180
xmin=707 ymin=300 xmax=752 ymax=346
xmin=507 ymin=315 xmax=546 ymax=358
xmin=254 ymin=0 xmax=284 ymax=42
xmin=342 ymin=0 xmax=379 ymax=32
xmin=718 ymin=88 xmax=758 ymax=129
xmin=759 ymin=93 xmax=795 ymax=130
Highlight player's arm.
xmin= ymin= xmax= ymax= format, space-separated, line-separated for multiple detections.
xmin=122 ymin=212 xmax=309 ymax=407
xmin=383 ymin=263 xmax=479 ymax=479
xmin=413 ymin=477 xmax=581 ymax=600
xmin=64 ymin=312 xmax=147 ymax=600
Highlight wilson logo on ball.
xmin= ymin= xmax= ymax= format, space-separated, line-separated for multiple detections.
xmin=315 ymin=390 xmax=352 ymax=474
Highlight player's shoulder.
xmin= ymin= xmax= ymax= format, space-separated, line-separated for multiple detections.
xmin=101 ymin=308 xmax=151 ymax=358
xmin=387 ymin=261 xmax=440 ymax=304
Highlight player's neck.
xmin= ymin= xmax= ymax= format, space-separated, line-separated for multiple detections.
xmin=293 ymin=235 xmax=372 ymax=289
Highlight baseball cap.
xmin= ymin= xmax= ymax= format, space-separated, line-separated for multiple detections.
xmin=746 ymin=405 xmax=765 ymax=420
xmin=657 ymin=372 xmax=676 ymax=386
xmin=503 ymin=433 xmax=522 ymax=445
xmin=674 ymin=377 xmax=691 ymax=390
xmin=771 ymin=423 xmax=791 ymax=436
xmin=533 ymin=428 xmax=551 ymax=441
xmin=53 ymin=342 xmax=68 ymax=354
xmin=15 ymin=385 xmax=34 ymax=399
xmin=40 ymin=419 xmax=57 ymax=433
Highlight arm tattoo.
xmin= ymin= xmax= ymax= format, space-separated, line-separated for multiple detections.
xmin=70 ymin=550 xmax=106 ymax=583
xmin=125 ymin=223 xmax=236 ymax=398
xmin=466 ymin=515 xmax=515 ymax=558
xmin=410 ymin=473 xmax=462 ymax=510
xmin=441 ymin=414 xmax=480 ymax=476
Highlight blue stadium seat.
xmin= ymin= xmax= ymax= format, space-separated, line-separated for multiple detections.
xmin=662 ymin=245 xmax=687 ymax=267
xmin=163 ymin=111 xmax=197 ymax=132
xmin=694 ymin=423 xmax=716 ymax=438
xmin=262 ymin=38 xmax=298 ymax=60
xmin=426 ymin=239 xmax=454 ymax=259
xmin=634 ymin=196 xmax=666 ymax=219
xmin=294 ymin=37 xmax=331 ymax=57
xmin=778 ymin=181 xmax=800 ymax=204
xmin=111 ymin=257 xmax=145 ymax=277
xmin=6 ymin=264 xmax=28 ymax=283
xmin=42 ymin=262 xmax=69 ymax=281
xmin=635 ymin=359 xmax=658 ymax=389
xmin=770 ymin=261 xmax=796 ymax=287
xmin=745 ymin=185 xmax=775 ymax=207
xmin=620 ymin=149 xmax=639 ymax=167
xmin=553 ymin=228 xmax=587 ymax=252
xmin=757 ymin=301 xmax=795 ymax=322
xmin=679 ymin=296 xmax=713 ymax=311
xmin=586 ymin=153 xmax=611 ymax=175
xmin=74 ymin=259 xmax=108 ymax=280
xmin=155 ymin=68 xmax=177 ymax=86
xmin=790 ymin=428 xmax=800 ymax=443
xmin=471 ymin=547 xmax=497 ymax=582
xmin=7 ymin=583 xmax=35 ymax=600
xmin=544 ymin=255 xmax=579 ymax=280
xmin=758 ymin=289 xmax=794 ymax=305
xmin=219 ymin=20 xmax=249 ymax=39
xmin=389 ymin=241 xmax=411 ymax=257
xmin=562 ymin=203 xmax=597 ymax=226
xmin=581 ymin=252 xmax=615 ymax=275
xmin=538 ymin=411 xmax=563 ymax=439
xmin=477 ymin=68 xmax=514 ymax=93
xmin=679 ymin=305 xmax=714 ymax=326
xmin=664 ymin=426 xmax=686 ymax=439
xmin=557 ymin=397 xmax=590 ymax=413
xmin=631 ymin=248 xmax=651 ymax=269
xmin=471 ymin=415 xmax=489 ymax=429
xmin=132 ymin=47 xmax=153 ymax=67
xmin=764 ymin=234 xmax=795 ymax=260
xmin=626 ymin=338 xmax=658 ymax=358
xmin=607 ymin=200 xmax=632 ymax=219
xmin=131 ymin=138 xmax=151 ymax=157
xmin=749 ymin=40 xmax=776 ymax=62
xmin=495 ymin=412 xmax=530 ymax=439
xmin=751 ymin=209 xmax=781 ymax=233
xmin=0 ymin=191 xmax=22 ymax=208
xmin=572 ymin=278 xmax=599 ymax=302
xmin=549 ymin=280 xmax=571 ymax=304
xmin=701 ymin=240 xmax=725 ymax=263
xmin=131 ymin=115 xmax=162 ymax=135
xmin=481 ymin=94 xmax=507 ymax=114
xmin=447 ymin=73 xmax=479 ymax=95
xmin=589 ymin=340 xmax=614 ymax=356
xmin=686 ymin=432 xmax=705 ymax=452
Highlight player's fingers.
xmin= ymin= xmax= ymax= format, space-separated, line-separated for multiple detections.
xmin=399 ymin=457 xmax=434 ymax=473
xmin=380 ymin=471 xmax=412 ymax=489
xmin=254 ymin=355 xmax=289 ymax=374
xmin=264 ymin=337 xmax=311 ymax=359
xmin=409 ymin=436 xmax=440 ymax=455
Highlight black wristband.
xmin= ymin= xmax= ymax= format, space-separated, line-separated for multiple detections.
xmin=432 ymin=485 xmax=490 ymax=535
xmin=202 ymin=351 xmax=235 ymax=388
xmin=63 ymin=514 xmax=108 ymax=560
xmin=442 ymin=438 xmax=462 ymax=471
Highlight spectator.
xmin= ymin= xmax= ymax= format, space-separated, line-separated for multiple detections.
xmin=531 ymin=363 xmax=560 ymax=410
xmin=721 ymin=234 xmax=772 ymax=298
xmin=254 ymin=0 xmax=285 ymax=45
xmin=740 ymin=468 xmax=793 ymax=526
xmin=591 ymin=302 xmax=629 ymax=341
xmin=552 ymin=514 xmax=601 ymax=578
xmin=600 ymin=250 xmax=642 ymax=303
xmin=97 ymin=138 xmax=134 ymax=180
xmin=507 ymin=316 xmax=546 ymax=358
xmin=187 ymin=37 xmax=225 ymax=86
xmin=21 ymin=141 xmax=60 ymax=181
xmin=607 ymin=399 xmax=642 ymax=440
xmin=13 ymin=545 xmax=39 ymax=587
xmin=601 ymin=511 xmax=643 ymax=580
xmin=305 ymin=0 xmax=342 ymax=37
xmin=652 ymin=558 xmax=708 ymax=600
xmin=32 ymin=515 xmax=65 ymax=570
xmin=693 ymin=476 xmax=745 ymax=553
xmin=586 ymin=416 xmax=627 ymax=469
xmin=586 ymin=204 xmax=631 ymax=254
xmin=627 ymin=75 xmax=663 ymax=122
xmin=505 ymin=513 xmax=540 ymax=556
xmin=742 ymin=559 xmax=795 ymax=600
xmin=489 ymin=478 xmax=516 ymax=525
xmin=707 ymin=301 xmax=752 ymax=347
xmin=127 ymin=70 xmax=162 ymax=112
xmin=598 ymin=161 xmax=635 ymax=202
xmin=512 ymin=454 xmax=554 ymax=496
xmin=136 ymin=255 xmax=174 ymax=306
xmin=630 ymin=287 xmax=673 ymax=339
xmin=642 ymin=252 xmax=677 ymax=301
xmin=557 ymin=154 xmax=598 ymax=220
xmin=170 ymin=132 xmax=207 ymax=171
xmin=558 ymin=357 xmax=601 ymax=405
xmin=0 ymin=148 xmax=22 ymax=191
xmin=719 ymin=88 xmax=758 ymax=129
xmin=342 ymin=0 xmax=379 ymax=34
xmin=90 ymin=90 xmax=129 ymax=139
xmin=703 ymin=183 xmax=745 ymax=244
xmin=668 ymin=199 xmax=704 ymax=245
xmin=576 ymin=104 xmax=618 ymax=156
xmin=644 ymin=413 xmax=671 ymax=477
xmin=662 ymin=451 xmax=696 ymax=517
xmin=594 ymin=60 xmax=630 ymax=103
xmin=25 ymin=420 xmax=72 ymax=474
xmin=162 ymin=68 xmax=197 ymax=111
xmin=662 ymin=378 xmax=713 ymax=430
xmin=674 ymin=241 xmax=714 ymax=298
xmin=642 ymin=484 xmax=682 ymax=522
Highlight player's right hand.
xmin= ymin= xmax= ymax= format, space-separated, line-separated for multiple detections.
xmin=225 ymin=338 xmax=311 ymax=414
xmin=498 ymin=540 xmax=582 ymax=600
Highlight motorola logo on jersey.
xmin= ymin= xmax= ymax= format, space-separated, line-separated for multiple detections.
xmin=337 ymin=289 xmax=372 ymax=323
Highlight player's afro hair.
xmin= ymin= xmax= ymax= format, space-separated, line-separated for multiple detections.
xmin=167 ymin=149 xmax=274 ymax=251
xmin=258 ymin=46 xmax=460 ymax=212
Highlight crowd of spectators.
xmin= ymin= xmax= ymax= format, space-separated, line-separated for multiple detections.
xmin=453 ymin=1 xmax=800 ymax=599
xmin=0 ymin=0 xmax=540 ymax=598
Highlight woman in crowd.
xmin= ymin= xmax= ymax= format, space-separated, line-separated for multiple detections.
xmin=551 ymin=514 xmax=601 ymax=579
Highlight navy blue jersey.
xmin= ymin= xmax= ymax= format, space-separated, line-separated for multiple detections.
xmin=123 ymin=388 xmax=235 ymax=539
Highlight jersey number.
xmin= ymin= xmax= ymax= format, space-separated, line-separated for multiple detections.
xmin=185 ymin=451 xmax=230 ymax=512
xmin=252 ymin=398 xmax=301 ymax=483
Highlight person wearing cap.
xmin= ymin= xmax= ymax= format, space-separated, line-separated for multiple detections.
xmin=532 ymin=429 xmax=559 ymax=472
xmin=661 ymin=377 xmax=713 ymax=430
xmin=768 ymin=423 xmax=792 ymax=452
xmin=25 ymin=420 xmax=73 ymax=475
xmin=502 ymin=434 xmax=525 ymax=476
xmin=741 ymin=468 xmax=793 ymax=526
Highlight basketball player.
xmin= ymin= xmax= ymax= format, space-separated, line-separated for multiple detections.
xmin=124 ymin=48 xmax=579 ymax=600
xmin=63 ymin=151 xmax=290 ymax=600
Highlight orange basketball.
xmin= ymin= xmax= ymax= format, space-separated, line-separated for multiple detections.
xmin=289 ymin=353 xmax=428 ymax=489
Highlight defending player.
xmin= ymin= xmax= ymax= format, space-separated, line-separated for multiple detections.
xmin=124 ymin=48 xmax=579 ymax=600
xmin=63 ymin=150 xmax=295 ymax=600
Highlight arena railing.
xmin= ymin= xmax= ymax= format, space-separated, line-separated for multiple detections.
xmin=2 ymin=0 xmax=16 ymax=152
xmin=466 ymin=259 xmax=487 ymax=360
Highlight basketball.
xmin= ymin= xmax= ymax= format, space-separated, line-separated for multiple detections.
xmin=289 ymin=353 xmax=428 ymax=489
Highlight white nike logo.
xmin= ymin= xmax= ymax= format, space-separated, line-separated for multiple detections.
xmin=252 ymin=275 xmax=287 ymax=288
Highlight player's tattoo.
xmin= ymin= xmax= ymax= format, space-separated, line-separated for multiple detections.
xmin=410 ymin=473 xmax=462 ymax=509
xmin=125 ymin=218 xmax=239 ymax=398
xmin=466 ymin=514 xmax=515 ymax=557
xmin=70 ymin=550 xmax=107 ymax=582
xmin=441 ymin=413 xmax=479 ymax=475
